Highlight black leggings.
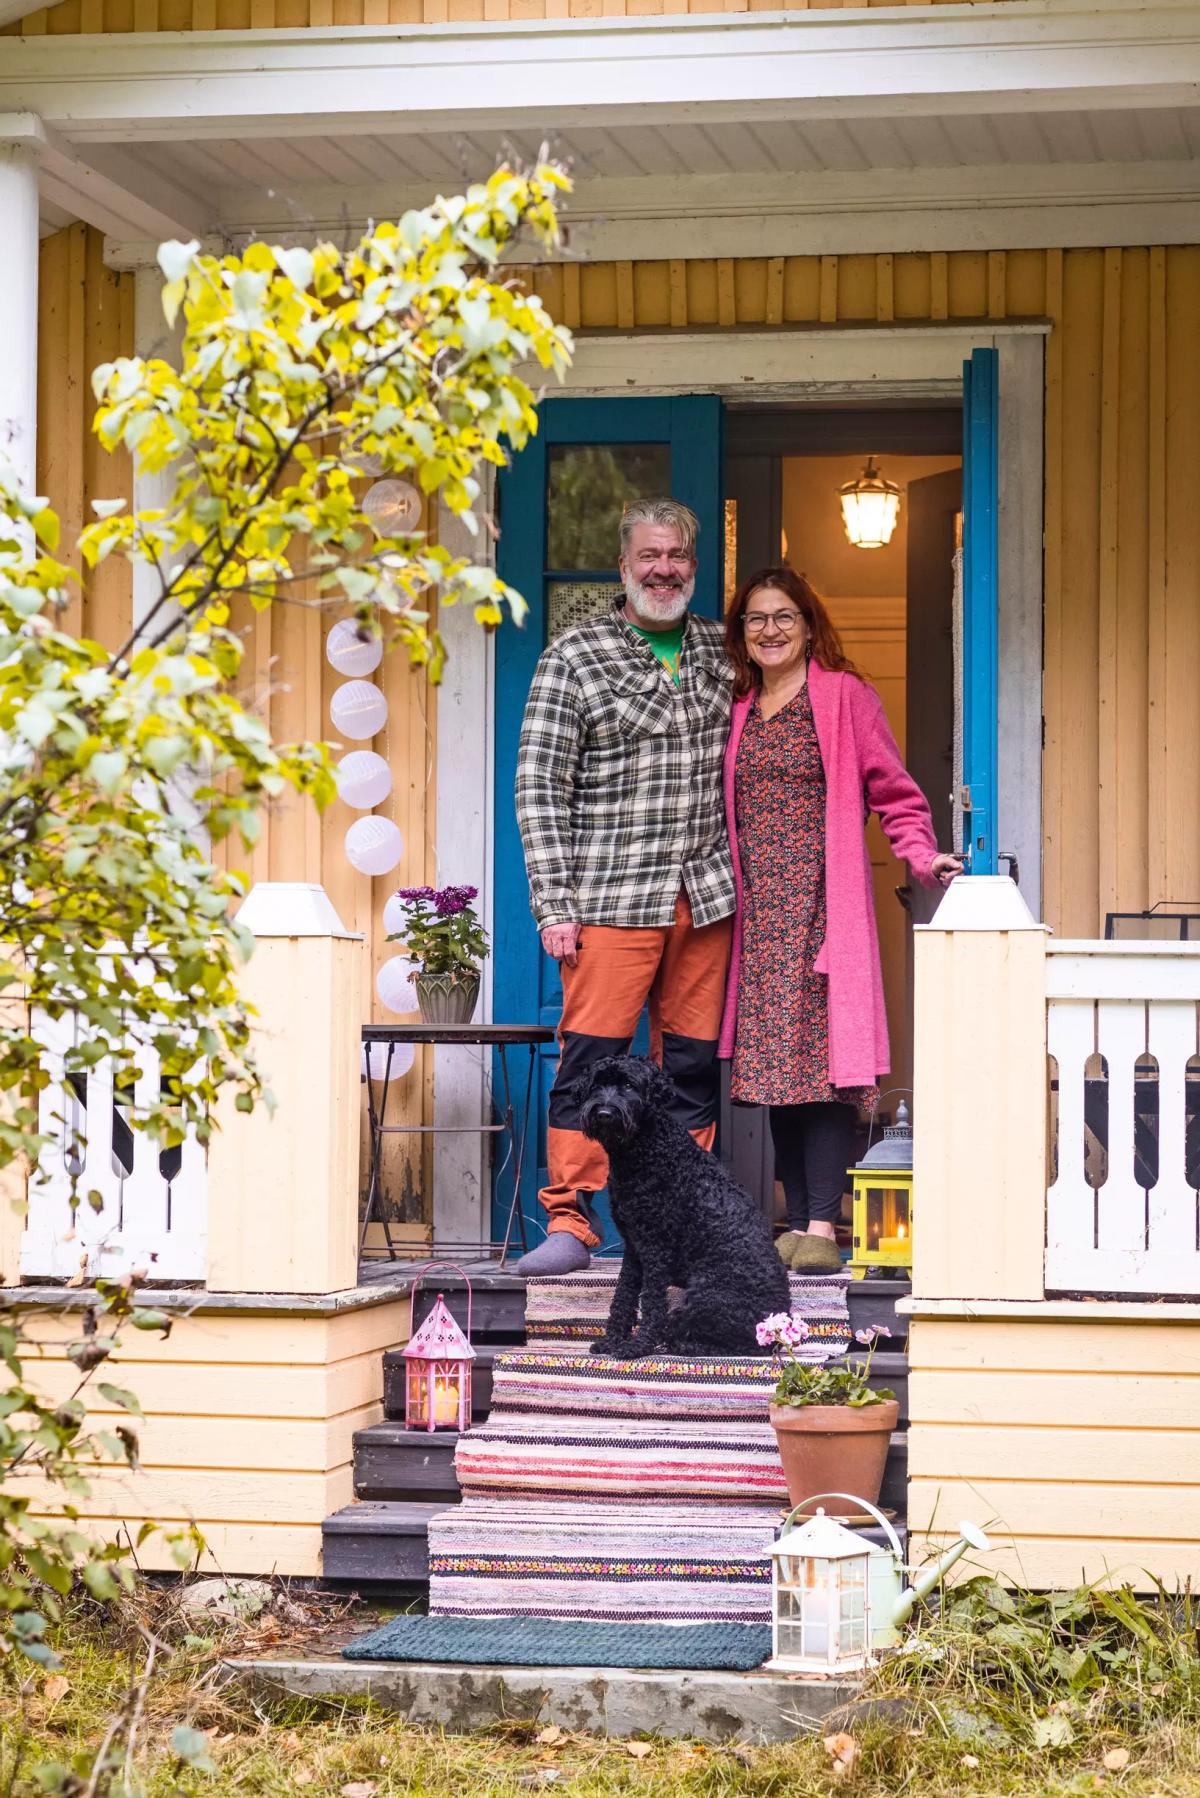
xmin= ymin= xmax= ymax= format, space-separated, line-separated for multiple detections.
xmin=769 ymin=1101 xmax=857 ymax=1229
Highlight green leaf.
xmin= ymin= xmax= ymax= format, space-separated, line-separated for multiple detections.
xmin=97 ymin=1382 xmax=143 ymax=1417
xmin=80 ymin=1561 xmax=119 ymax=1602
xmin=171 ymin=1726 xmax=217 ymax=1774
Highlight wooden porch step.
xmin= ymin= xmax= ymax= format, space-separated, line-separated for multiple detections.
xmin=828 ymin=1351 xmax=908 ymax=1427
xmin=350 ymin=1418 xmax=909 ymax=1512
xmin=411 ymin=1277 xmax=528 ymax=1342
xmin=846 ymin=1277 xmax=910 ymax=1346
xmin=322 ymin=1499 xmax=439 ymax=1588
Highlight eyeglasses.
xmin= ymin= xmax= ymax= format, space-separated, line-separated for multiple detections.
xmin=743 ymin=611 xmax=803 ymax=635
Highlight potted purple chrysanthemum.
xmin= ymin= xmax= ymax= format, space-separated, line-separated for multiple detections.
xmin=387 ymin=885 xmax=489 ymax=1025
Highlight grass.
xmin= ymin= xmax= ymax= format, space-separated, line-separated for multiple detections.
xmin=3 ymin=1577 xmax=1200 ymax=1797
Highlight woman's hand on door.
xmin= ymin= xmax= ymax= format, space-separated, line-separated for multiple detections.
xmin=930 ymin=853 xmax=964 ymax=887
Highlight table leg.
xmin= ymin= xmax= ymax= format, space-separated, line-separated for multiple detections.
xmin=498 ymin=1042 xmax=536 ymax=1265
xmin=359 ymin=1040 xmax=399 ymax=1264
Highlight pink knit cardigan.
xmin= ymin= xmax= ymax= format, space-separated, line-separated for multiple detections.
xmin=718 ymin=660 xmax=940 ymax=1088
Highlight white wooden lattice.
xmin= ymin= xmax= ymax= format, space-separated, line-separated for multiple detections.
xmin=20 ymin=1008 xmax=207 ymax=1284
xmin=1045 ymin=944 xmax=1200 ymax=1296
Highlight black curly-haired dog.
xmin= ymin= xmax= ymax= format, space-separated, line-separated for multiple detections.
xmin=576 ymin=1054 xmax=790 ymax=1360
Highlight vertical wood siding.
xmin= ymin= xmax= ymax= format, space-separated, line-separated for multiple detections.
xmin=4 ymin=0 xmax=1023 ymax=33
xmin=37 ymin=233 xmax=1200 ymax=954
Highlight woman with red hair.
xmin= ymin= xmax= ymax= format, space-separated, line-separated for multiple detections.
xmin=718 ymin=567 xmax=960 ymax=1272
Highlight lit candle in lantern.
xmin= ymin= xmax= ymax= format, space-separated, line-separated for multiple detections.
xmin=433 ymin=1374 xmax=460 ymax=1427
xmin=806 ymin=1576 xmax=830 ymax=1658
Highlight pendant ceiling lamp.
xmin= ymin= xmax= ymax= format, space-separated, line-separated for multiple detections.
xmin=839 ymin=457 xmax=901 ymax=550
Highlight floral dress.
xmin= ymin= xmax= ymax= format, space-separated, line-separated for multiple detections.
xmin=730 ymin=684 xmax=878 ymax=1109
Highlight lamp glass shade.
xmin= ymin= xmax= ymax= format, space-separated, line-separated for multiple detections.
xmin=376 ymin=954 xmax=419 ymax=1013
xmin=335 ymin=750 xmax=393 ymax=810
xmin=325 ymin=618 xmax=383 ymax=678
xmin=330 ymin=679 xmax=388 ymax=741
xmin=363 ymin=478 xmax=423 ymax=536
xmin=345 ymin=815 xmax=404 ymax=877
xmin=839 ymin=459 xmax=901 ymax=549
xmin=362 ymin=1039 xmax=415 ymax=1080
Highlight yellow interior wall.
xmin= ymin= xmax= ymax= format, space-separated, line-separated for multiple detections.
xmin=4 ymin=0 xmax=1023 ymax=35
xmin=17 ymin=1298 xmax=410 ymax=1576
xmin=909 ymin=1314 xmax=1200 ymax=1589
xmin=37 ymin=235 xmax=1200 ymax=981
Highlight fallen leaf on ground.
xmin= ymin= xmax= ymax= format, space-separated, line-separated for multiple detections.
xmin=293 ymin=1771 xmax=314 ymax=1787
xmin=961 ymin=1754 xmax=980 ymax=1768
xmin=824 ymin=1733 xmax=860 ymax=1780
xmin=536 ymin=1726 xmax=565 ymax=1746
xmin=625 ymin=1741 xmax=652 ymax=1760
xmin=340 ymin=1783 xmax=378 ymax=1797
xmin=43 ymin=1675 xmax=70 ymax=1706
xmin=1103 ymin=1749 xmax=1131 ymax=1772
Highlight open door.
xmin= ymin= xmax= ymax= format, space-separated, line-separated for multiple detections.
xmin=492 ymin=395 xmax=723 ymax=1250
xmin=961 ymin=347 xmax=999 ymax=875
xmin=905 ymin=467 xmax=961 ymax=923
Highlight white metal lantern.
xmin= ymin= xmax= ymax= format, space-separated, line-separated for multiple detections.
xmin=768 ymin=1508 xmax=873 ymax=1675
xmin=344 ymin=816 xmax=404 ymax=877
xmin=325 ymin=618 xmax=383 ymax=678
xmin=330 ymin=679 xmax=388 ymax=742
xmin=769 ymin=1495 xmax=993 ymax=1675
xmin=335 ymin=750 xmax=393 ymax=810
xmin=838 ymin=457 xmax=901 ymax=550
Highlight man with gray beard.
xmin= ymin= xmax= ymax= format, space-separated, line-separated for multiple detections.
xmin=513 ymin=497 xmax=735 ymax=1273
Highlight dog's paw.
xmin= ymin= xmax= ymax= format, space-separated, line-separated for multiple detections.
xmin=589 ymin=1336 xmax=625 ymax=1358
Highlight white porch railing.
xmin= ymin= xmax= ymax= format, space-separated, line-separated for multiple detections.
xmin=1045 ymin=942 xmax=1200 ymax=1297
xmin=19 ymin=1009 xmax=207 ymax=1283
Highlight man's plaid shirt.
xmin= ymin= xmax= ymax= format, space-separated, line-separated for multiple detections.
xmin=515 ymin=608 xmax=736 ymax=930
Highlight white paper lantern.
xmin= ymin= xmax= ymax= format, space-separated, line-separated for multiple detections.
xmin=326 ymin=619 xmax=383 ymax=678
xmin=345 ymin=816 xmax=404 ymax=877
xmin=363 ymin=478 xmax=423 ymax=536
xmin=376 ymin=955 xmax=420 ymax=1014
xmin=362 ymin=1039 xmax=415 ymax=1080
xmin=382 ymin=892 xmax=412 ymax=938
xmin=335 ymin=750 xmax=393 ymax=811
xmin=330 ymin=679 xmax=388 ymax=742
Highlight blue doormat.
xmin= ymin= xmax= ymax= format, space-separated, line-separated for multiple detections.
xmin=343 ymin=1616 xmax=771 ymax=1671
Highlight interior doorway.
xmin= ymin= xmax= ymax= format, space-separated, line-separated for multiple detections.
xmin=721 ymin=406 xmax=963 ymax=1218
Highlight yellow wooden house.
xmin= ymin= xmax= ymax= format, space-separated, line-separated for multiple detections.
xmin=1 ymin=0 xmax=1199 ymax=1590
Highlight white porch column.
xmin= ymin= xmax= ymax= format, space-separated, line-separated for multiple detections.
xmin=0 ymin=115 xmax=43 ymax=490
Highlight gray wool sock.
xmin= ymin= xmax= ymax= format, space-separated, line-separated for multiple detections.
xmin=515 ymin=1233 xmax=592 ymax=1276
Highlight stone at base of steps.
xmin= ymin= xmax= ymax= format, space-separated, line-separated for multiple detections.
xmin=224 ymin=1654 xmax=861 ymax=1743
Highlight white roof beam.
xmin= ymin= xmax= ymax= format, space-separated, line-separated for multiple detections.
xmin=37 ymin=126 xmax=213 ymax=237
xmin=1 ymin=1 xmax=1198 ymax=142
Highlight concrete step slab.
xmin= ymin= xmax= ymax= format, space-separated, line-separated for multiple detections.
xmin=225 ymin=1653 xmax=860 ymax=1743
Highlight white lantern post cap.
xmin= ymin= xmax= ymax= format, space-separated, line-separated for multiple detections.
xmin=235 ymin=882 xmax=362 ymax=940
xmin=917 ymin=875 xmax=1048 ymax=934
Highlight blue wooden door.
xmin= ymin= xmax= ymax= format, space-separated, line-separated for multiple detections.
xmin=492 ymin=394 xmax=723 ymax=1250
xmin=961 ymin=347 xmax=999 ymax=874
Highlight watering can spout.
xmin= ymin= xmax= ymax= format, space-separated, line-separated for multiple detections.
xmin=891 ymin=1521 xmax=991 ymax=1629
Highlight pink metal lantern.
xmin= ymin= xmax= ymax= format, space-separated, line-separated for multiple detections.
xmin=402 ymin=1262 xmax=475 ymax=1433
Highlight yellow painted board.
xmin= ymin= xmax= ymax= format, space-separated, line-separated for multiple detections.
xmin=24 ymin=1355 xmax=384 ymax=1420
xmin=18 ymin=1297 xmax=408 ymax=1365
xmin=911 ymin=1370 xmax=1200 ymax=1432
xmin=19 ymin=1465 xmax=349 ymax=1524
xmin=908 ymin=1478 xmax=1200 ymax=1544
xmin=910 ymin=1423 xmax=1200 ymax=1485
xmin=106 ymin=1405 xmax=381 ymax=1473
xmin=910 ymin=1318 xmax=1200 ymax=1376
xmin=908 ymin=1532 xmax=1200 ymax=1594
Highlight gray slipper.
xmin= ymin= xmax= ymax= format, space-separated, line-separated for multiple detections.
xmin=775 ymin=1230 xmax=805 ymax=1266
xmin=515 ymin=1233 xmax=592 ymax=1276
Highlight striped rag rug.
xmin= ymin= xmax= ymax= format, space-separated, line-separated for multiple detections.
xmin=428 ymin=1498 xmax=778 ymax=1624
xmin=523 ymin=1265 xmax=852 ymax=1360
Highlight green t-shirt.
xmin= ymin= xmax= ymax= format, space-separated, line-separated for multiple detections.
xmin=628 ymin=620 xmax=685 ymax=687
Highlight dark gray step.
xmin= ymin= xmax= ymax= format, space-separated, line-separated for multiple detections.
xmin=321 ymin=1500 xmax=440 ymax=1587
xmin=354 ymin=1422 xmax=462 ymax=1502
xmin=412 ymin=1278 xmax=527 ymax=1343
xmin=846 ymin=1278 xmax=910 ymax=1346
xmin=352 ymin=1417 xmax=909 ymax=1510
xmin=382 ymin=1345 xmax=496 ymax=1422
xmin=828 ymin=1351 xmax=909 ymax=1427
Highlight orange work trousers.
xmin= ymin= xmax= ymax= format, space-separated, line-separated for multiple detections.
xmin=541 ymin=890 xmax=733 ymax=1246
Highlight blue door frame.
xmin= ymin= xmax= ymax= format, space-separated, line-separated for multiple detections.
xmin=961 ymin=347 xmax=1000 ymax=875
xmin=491 ymin=394 xmax=722 ymax=1250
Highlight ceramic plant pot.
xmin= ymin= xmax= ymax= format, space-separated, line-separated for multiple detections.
xmin=414 ymin=971 xmax=481 ymax=1026
xmin=768 ymin=1399 xmax=900 ymax=1515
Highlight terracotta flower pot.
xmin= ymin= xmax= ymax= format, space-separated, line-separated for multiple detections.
xmin=769 ymin=1399 xmax=900 ymax=1516
xmin=414 ymin=971 xmax=480 ymax=1026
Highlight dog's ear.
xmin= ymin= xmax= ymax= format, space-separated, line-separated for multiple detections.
xmin=624 ymin=1057 xmax=679 ymax=1105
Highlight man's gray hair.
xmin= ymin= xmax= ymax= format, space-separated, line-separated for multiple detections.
xmin=619 ymin=497 xmax=700 ymax=560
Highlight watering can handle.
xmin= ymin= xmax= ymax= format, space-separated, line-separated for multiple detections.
xmin=780 ymin=1493 xmax=905 ymax=1561
xmin=408 ymin=1260 xmax=473 ymax=1338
